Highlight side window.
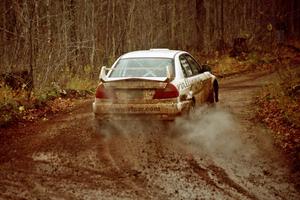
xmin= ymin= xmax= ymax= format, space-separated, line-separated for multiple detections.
xmin=185 ymin=55 xmax=203 ymax=75
xmin=179 ymin=55 xmax=193 ymax=77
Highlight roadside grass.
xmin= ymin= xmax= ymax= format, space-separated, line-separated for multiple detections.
xmin=210 ymin=55 xmax=251 ymax=76
xmin=193 ymin=51 xmax=276 ymax=77
xmin=0 ymin=75 xmax=96 ymax=128
xmin=65 ymin=75 xmax=96 ymax=96
xmin=0 ymin=83 xmax=21 ymax=126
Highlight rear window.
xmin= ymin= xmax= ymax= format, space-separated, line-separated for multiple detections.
xmin=109 ymin=58 xmax=174 ymax=78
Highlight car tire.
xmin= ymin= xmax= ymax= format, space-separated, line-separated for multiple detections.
xmin=208 ymin=81 xmax=219 ymax=104
xmin=213 ymin=80 xmax=219 ymax=102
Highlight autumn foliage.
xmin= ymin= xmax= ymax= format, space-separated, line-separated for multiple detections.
xmin=255 ymin=45 xmax=300 ymax=169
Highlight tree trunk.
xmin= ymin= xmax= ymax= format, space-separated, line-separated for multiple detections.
xmin=90 ymin=0 xmax=95 ymax=68
xmin=28 ymin=0 xmax=35 ymax=99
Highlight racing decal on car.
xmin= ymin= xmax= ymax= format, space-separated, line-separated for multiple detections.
xmin=191 ymin=81 xmax=204 ymax=93
xmin=177 ymin=79 xmax=191 ymax=90
xmin=109 ymin=107 xmax=161 ymax=113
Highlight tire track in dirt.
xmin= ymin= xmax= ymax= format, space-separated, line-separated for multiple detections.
xmin=207 ymin=164 xmax=258 ymax=200
xmin=184 ymin=150 xmax=258 ymax=200
xmin=187 ymin=157 xmax=232 ymax=196
xmin=0 ymin=71 xmax=299 ymax=199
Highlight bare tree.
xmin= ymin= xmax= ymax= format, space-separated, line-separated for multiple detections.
xmin=0 ymin=0 xmax=299 ymax=89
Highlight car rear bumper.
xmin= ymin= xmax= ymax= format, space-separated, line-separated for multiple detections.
xmin=92 ymin=100 xmax=190 ymax=121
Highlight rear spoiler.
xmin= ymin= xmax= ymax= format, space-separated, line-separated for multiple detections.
xmin=99 ymin=66 xmax=172 ymax=82
xmin=99 ymin=66 xmax=109 ymax=82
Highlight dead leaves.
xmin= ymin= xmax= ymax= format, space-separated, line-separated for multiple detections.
xmin=20 ymin=98 xmax=75 ymax=123
xmin=0 ymin=92 xmax=85 ymax=127
xmin=256 ymin=92 xmax=300 ymax=169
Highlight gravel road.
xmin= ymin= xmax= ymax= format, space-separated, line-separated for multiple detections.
xmin=0 ymin=71 xmax=299 ymax=200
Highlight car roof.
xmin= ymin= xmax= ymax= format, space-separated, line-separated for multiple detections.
xmin=120 ymin=49 xmax=187 ymax=59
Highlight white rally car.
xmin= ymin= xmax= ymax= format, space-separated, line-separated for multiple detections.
xmin=93 ymin=49 xmax=218 ymax=122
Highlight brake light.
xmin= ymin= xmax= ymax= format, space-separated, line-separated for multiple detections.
xmin=153 ymin=83 xmax=179 ymax=99
xmin=95 ymin=83 xmax=115 ymax=99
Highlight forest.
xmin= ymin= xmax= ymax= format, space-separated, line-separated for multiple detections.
xmin=0 ymin=0 xmax=299 ymax=86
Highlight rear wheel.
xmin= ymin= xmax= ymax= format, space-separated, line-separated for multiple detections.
xmin=213 ymin=80 xmax=219 ymax=102
xmin=208 ymin=80 xmax=219 ymax=103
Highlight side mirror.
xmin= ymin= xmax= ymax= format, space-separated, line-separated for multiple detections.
xmin=202 ymin=64 xmax=211 ymax=72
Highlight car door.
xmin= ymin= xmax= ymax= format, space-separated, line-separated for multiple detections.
xmin=181 ymin=54 xmax=211 ymax=104
xmin=178 ymin=55 xmax=201 ymax=104
xmin=178 ymin=55 xmax=193 ymax=100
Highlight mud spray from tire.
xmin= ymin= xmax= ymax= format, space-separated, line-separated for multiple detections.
xmin=93 ymin=104 xmax=299 ymax=199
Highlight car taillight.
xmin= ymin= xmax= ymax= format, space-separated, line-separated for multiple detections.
xmin=153 ymin=83 xmax=179 ymax=99
xmin=95 ymin=83 xmax=115 ymax=99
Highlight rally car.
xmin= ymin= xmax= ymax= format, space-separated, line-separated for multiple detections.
xmin=93 ymin=49 xmax=218 ymax=122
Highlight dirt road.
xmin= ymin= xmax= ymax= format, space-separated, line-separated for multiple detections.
xmin=0 ymin=71 xmax=299 ymax=200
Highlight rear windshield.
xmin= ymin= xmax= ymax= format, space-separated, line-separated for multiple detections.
xmin=109 ymin=58 xmax=174 ymax=78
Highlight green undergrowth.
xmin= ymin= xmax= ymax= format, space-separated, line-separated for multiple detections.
xmin=0 ymin=75 xmax=96 ymax=128
xmin=208 ymin=52 xmax=276 ymax=77
xmin=191 ymin=50 xmax=277 ymax=78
